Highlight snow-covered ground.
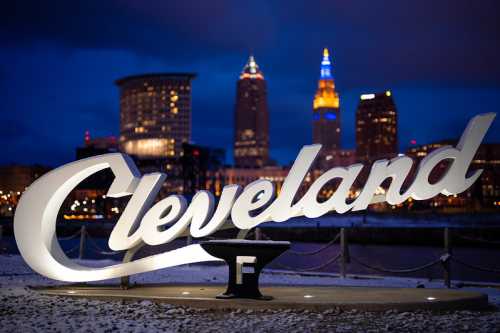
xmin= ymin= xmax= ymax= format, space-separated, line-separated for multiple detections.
xmin=1 ymin=254 xmax=500 ymax=332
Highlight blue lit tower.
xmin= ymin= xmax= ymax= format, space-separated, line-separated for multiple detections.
xmin=312 ymin=48 xmax=341 ymax=151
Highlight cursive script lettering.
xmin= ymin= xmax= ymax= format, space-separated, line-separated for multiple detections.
xmin=13 ymin=113 xmax=496 ymax=282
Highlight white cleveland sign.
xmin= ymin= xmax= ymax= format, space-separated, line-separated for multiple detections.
xmin=13 ymin=113 xmax=496 ymax=282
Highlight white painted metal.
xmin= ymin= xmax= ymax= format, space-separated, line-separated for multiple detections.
xmin=13 ymin=113 xmax=496 ymax=282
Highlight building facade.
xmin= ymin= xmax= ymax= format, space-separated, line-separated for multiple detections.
xmin=181 ymin=143 xmax=226 ymax=196
xmin=321 ymin=149 xmax=356 ymax=168
xmin=0 ymin=165 xmax=50 ymax=217
xmin=312 ymin=48 xmax=341 ymax=152
xmin=407 ymin=141 xmax=500 ymax=211
xmin=206 ymin=166 xmax=290 ymax=197
xmin=355 ymin=91 xmax=398 ymax=163
xmin=234 ymin=56 xmax=270 ymax=168
xmin=76 ymin=131 xmax=119 ymax=160
xmin=0 ymin=165 xmax=50 ymax=193
xmin=116 ymin=73 xmax=196 ymax=159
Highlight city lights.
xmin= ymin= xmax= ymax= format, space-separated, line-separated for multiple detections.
xmin=360 ymin=94 xmax=375 ymax=100
xmin=0 ymin=4 xmax=498 ymax=331
xmin=12 ymin=113 xmax=495 ymax=282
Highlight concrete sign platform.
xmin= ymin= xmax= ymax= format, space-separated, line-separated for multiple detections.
xmin=36 ymin=285 xmax=488 ymax=312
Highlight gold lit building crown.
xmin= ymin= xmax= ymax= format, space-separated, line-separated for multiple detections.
xmin=313 ymin=80 xmax=339 ymax=109
xmin=313 ymin=48 xmax=339 ymax=109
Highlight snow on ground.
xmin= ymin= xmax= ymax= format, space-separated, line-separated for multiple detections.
xmin=1 ymin=254 xmax=500 ymax=332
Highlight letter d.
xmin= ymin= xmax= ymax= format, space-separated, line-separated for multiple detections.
xmin=443 ymin=113 xmax=496 ymax=195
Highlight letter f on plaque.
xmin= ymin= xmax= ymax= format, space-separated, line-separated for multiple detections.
xmin=236 ymin=256 xmax=256 ymax=284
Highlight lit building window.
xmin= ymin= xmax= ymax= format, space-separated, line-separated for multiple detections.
xmin=324 ymin=112 xmax=337 ymax=120
xmin=123 ymin=139 xmax=175 ymax=158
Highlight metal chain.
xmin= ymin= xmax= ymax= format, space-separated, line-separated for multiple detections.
xmin=451 ymin=257 xmax=500 ymax=274
xmin=350 ymin=256 xmax=443 ymax=274
xmin=65 ymin=243 xmax=81 ymax=254
xmin=455 ymin=234 xmax=500 ymax=245
xmin=85 ymin=231 xmax=121 ymax=255
xmin=58 ymin=229 xmax=82 ymax=241
xmin=61 ymin=228 xmax=500 ymax=276
xmin=287 ymin=233 xmax=341 ymax=256
xmin=274 ymin=253 xmax=341 ymax=272
xmin=259 ymin=231 xmax=273 ymax=241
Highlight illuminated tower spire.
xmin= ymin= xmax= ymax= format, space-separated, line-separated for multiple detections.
xmin=320 ymin=48 xmax=333 ymax=79
xmin=234 ymin=54 xmax=269 ymax=168
xmin=312 ymin=47 xmax=341 ymax=151
xmin=240 ymin=55 xmax=264 ymax=80
xmin=314 ymin=48 xmax=339 ymax=109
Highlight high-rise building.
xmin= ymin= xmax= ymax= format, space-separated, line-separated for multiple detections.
xmin=355 ymin=91 xmax=398 ymax=163
xmin=312 ymin=48 xmax=341 ymax=151
xmin=116 ymin=73 xmax=196 ymax=159
xmin=234 ymin=56 xmax=269 ymax=168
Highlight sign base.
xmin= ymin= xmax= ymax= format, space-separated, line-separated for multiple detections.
xmin=35 ymin=285 xmax=488 ymax=312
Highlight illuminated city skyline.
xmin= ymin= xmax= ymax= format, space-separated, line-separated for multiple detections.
xmin=1 ymin=1 xmax=499 ymax=166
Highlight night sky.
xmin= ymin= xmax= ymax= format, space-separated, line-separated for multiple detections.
xmin=1 ymin=0 xmax=499 ymax=167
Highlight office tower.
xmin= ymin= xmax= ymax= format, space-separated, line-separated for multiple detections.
xmin=313 ymin=48 xmax=341 ymax=151
xmin=116 ymin=73 xmax=196 ymax=159
xmin=234 ymin=55 xmax=269 ymax=168
xmin=356 ymin=91 xmax=398 ymax=163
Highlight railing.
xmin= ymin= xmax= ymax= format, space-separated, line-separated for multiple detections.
xmin=2 ymin=218 xmax=498 ymax=289
xmin=57 ymin=226 xmax=121 ymax=259
xmin=257 ymin=227 xmax=500 ymax=288
xmin=43 ymin=225 xmax=500 ymax=287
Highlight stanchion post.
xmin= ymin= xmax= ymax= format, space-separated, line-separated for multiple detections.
xmin=255 ymin=227 xmax=262 ymax=240
xmin=443 ymin=228 xmax=452 ymax=288
xmin=79 ymin=225 xmax=86 ymax=260
xmin=121 ymin=275 xmax=130 ymax=289
xmin=120 ymin=242 xmax=145 ymax=289
xmin=340 ymin=228 xmax=350 ymax=278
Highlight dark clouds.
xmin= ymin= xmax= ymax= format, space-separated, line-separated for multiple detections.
xmin=1 ymin=0 xmax=499 ymax=166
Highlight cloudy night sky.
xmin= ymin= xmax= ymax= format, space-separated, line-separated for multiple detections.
xmin=1 ymin=0 xmax=499 ymax=166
